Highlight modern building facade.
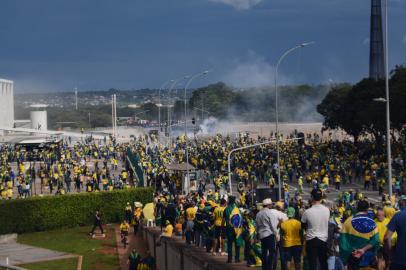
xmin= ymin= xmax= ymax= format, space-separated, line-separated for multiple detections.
xmin=369 ymin=0 xmax=385 ymax=80
xmin=0 ymin=78 xmax=15 ymax=128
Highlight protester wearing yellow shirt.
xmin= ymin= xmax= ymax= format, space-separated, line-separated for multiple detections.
xmin=383 ymin=204 xmax=396 ymax=219
xmin=212 ymin=199 xmax=226 ymax=255
xmin=186 ymin=205 xmax=197 ymax=221
xmin=162 ymin=220 xmax=174 ymax=237
xmin=375 ymin=208 xmax=395 ymax=270
xmin=120 ymin=220 xmax=130 ymax=235
xmin=280 ymin=207 xmax=302 ymax=270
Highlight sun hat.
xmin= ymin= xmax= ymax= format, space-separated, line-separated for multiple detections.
xmin=262 ymin=198 xmax=272 ymax=206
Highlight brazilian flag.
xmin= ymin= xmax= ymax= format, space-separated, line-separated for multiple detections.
xmin=339 ymin=214 xmax=380 ymax=265
xmin=229 ymin=206 xmax=244 ymax=246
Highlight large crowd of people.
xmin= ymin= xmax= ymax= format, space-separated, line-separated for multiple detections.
xmin=1 ymin=131 xmax=406 ymax=270
xmin=152 ymin=183 xmax=405 ymax=270
xmin=0 ymin=140 xmax=135 ymax=199
xmin=136 ymin=132 xmax=405 ymax=270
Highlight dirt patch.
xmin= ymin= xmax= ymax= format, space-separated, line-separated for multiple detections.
xmin=97 ymin=248 xmax=117 ymax=256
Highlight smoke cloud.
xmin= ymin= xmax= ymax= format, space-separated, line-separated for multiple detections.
xmin=222 ymin=51 xmax=291 ymax=88
xmin=208 ymin=0 xmax=262 ymax=10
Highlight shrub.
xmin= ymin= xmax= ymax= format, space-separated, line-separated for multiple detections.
xmin=0 ymin=187 xmax=153 ymax=234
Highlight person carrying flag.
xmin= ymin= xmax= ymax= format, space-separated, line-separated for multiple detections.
xmin=223 ymin=195 xmax=242 ymax=263
xmin=339 ymin=199 xmax=380 ymax=270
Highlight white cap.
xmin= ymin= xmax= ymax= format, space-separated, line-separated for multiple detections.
xmin=262 ymin=198 xmax=273 ymax=206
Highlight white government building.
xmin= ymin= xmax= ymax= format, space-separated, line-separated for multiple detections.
xmin=0 ymin=78 xmax=14 ymax=128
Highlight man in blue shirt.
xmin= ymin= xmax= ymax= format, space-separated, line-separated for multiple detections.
xmin=385 ymin=195 xmax=406 ymax=270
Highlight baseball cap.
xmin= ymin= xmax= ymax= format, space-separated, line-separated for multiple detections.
xmin=262 ymin=198 xmax=273 ymax=206
xmin=287 ymin=207 xmax=295 ymax=218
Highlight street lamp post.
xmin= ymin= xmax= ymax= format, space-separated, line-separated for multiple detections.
xmin=166 ymin=77 xmax=185 ymax=139
xmin=184 ymin=70 xmax=209 ymax=193
xmin=275 ymin=42 xmax=314 ymax=201
xmin=384 ymin=0 xmax=392 ymax=198
xmin=158 ymin=80 xmax=173 ymax=134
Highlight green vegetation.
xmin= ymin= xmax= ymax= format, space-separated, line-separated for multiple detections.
xmin=0 ymin=188 xmax=153 ymax=234
xmin=14 ymin=82 xmax=330 ymax=130
xmin=18 ymin=226 xmax=119 ymax=270
xmin=317 ymin=65 xmax=406 ymax=142
xmin=20 ymin=258 xmax=78 ymax=270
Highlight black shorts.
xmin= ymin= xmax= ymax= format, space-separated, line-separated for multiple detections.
xmin=214 ymin=226 xmax=225 ymax=238
xmin=282 ymin=246 xmax=302 ymax=263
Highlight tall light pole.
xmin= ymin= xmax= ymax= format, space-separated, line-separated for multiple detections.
xmin=111 ymin=94 xmax=117 ymax=138
xmin=74 ymin=88 xmax=78 ymax=110
xmin=158 ymin=80 xmax=173 ymax=134
xmin=384 ymin=0 xmax=392 ymax=198
xmin=275 ymin=42 xmax=314 ymax=201
xmin=167 ymin=77 xmax=185 ymax=138
xmin=184 ymin=70 xmax=209 ymax=193
xmin=88 ymin=112 xmax=91 ymax=129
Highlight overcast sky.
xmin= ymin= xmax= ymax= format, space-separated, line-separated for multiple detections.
xmin=1 ymin=0 xmax=405 ymax=92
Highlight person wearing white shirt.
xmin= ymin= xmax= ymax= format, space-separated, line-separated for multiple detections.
xmin=271 ymin=202 xmax=288 ymax=270
xmin=301 ymin=188 xmax=330 ymax=270
xmin=256 ymin=198 xmax=279 ymax=270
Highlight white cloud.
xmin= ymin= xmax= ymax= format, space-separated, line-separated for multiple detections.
xmin=208 ymin=0 xmax=262 ymax=10
xmin=402 ymin=35 xmax=406 ymax=45
xmin=222 ymin=51 xmax=291 ymax=88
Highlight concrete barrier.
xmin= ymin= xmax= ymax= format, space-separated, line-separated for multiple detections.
xmin=142 ymin=227 xmax=247 ymax=270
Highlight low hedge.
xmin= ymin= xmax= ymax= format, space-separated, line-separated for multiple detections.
xmin=0 ymin=187 xmax=153 ymax=234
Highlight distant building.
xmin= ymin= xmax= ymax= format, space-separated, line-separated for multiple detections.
xmin=369 ymin=0 xmax=385 ymax=80
xmin=30 ymin=104 xmax=48 ymax=130
xmin=0 ymin=78 xmax=15 ymax=128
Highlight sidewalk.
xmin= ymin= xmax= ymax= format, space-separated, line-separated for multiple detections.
xmin=0 ymin=234 xmax=75 ymax=266
xmin=114 ymin=225 xmax=149 ymax=270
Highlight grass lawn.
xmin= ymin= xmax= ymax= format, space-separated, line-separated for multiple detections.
xmin=20 ymin=257 xmax=78 ymax=270
xmin=18 ymin=225 xmax=120 ymax=270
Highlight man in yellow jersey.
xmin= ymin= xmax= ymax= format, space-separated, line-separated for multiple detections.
xmin=185 ymin=202 xmax=197 ymax=245
xmin=280 ymin=207 xmax=302 ymax=270
xmin=156 ymin=220 xmax=174 ymax=246
xmin=375 ymin=207 xmax=390 ymax=270
xmin=212 ymin=199 xmax=226 ymax=255
xmin=120 ymin=220 xmax=130 ymax=238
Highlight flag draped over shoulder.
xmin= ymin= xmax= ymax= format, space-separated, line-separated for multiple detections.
xmin=339 ymin=214 xmax=380 ymax=264
xmin=229 ymin=206 xmax=244 ymax=246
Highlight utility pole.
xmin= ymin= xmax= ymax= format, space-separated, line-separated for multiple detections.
xmin=88 ymin=112 xmax=91 ymax=129
xmin=111 ymin=94 xmax=117 ymax=138
xmin=75 ymin=88 xmax=78 ymax=110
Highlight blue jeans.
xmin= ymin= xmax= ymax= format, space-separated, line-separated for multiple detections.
xmin=261 ymin=234 xmax=276 ymax=270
